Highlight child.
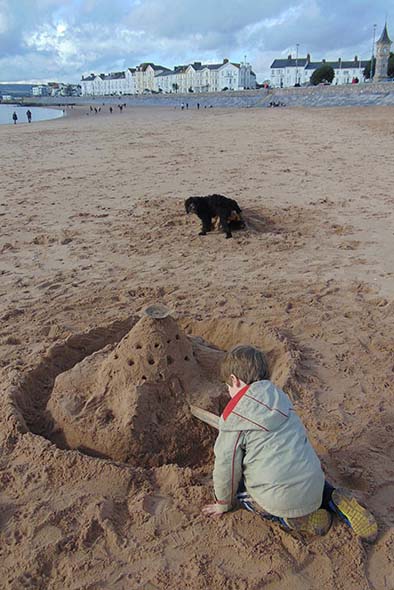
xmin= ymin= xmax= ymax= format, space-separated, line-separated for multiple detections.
xmin=202 ymin=345 xmax=377 ymax=541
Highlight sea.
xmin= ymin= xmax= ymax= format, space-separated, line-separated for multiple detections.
xmin=0 ymin=104 xmax=64 ymax=125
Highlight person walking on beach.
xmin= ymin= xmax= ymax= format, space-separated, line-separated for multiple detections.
xmin=202 ymin=344 xmax=378 ymax=542
xmin=26 ymin=110 xmax=32 ymax=123
xmin=12 ymin=111 xmax=18 ymax=125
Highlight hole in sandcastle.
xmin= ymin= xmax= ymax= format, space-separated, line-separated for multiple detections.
xmin=9 ymin=311 xmax=303 ymax=470
xmin=136 ymin=343 xmax=142 ymax=349
xmin=147 ymin=357 xmax=155 ymax=365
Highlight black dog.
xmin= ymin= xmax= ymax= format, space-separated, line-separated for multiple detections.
xmin=185 ymin=194 xmax=244 ymax=239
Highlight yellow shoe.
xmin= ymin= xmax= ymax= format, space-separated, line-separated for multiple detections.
xmin=330 ymin=488 xmax=378 ymax=543
xmin=284 ymin=508 xmax=332 ymax=536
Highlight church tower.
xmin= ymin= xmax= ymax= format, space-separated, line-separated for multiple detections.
xmin=374 ymin=23 xmax=392 ymax=81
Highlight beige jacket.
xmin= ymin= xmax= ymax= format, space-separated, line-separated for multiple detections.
xmin=213 ymin=381 xmax=325 ymax=518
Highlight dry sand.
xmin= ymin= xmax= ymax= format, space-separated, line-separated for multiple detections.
xmin=0 ymin=104 xmax=394 ymax=589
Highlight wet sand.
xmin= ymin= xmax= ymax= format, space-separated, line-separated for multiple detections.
xmin=0 ymin=105 xmax=394 ymax=589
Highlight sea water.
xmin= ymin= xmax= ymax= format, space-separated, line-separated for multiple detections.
xmin=0 ymin=104 xmax=64 ymax=125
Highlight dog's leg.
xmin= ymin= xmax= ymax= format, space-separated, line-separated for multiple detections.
xmin=199 ymin=216 xmax=212 ymax=236
xmin=219 ymin=214 xmax=232 ymax=239
xmin=212 ymin=216 xmax=220 ymax=230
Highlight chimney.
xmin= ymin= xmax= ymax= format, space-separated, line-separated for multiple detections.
xmin=338 ymin=57 xmax=341 ymax=64
xmin=354 ymin=55 xmax=358 ymax=62
xmin=223 ymin=58 xmax=229 ymax=64
xmin=288 ymin=54 xmax=292 ymax=60
xmin=306 ymin=53 xmax=311 ymax=64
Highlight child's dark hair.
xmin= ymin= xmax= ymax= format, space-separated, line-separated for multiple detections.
xmin=220 ymin=345 xmax=269 ymax=385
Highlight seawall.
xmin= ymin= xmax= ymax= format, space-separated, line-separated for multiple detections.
xmin=20 ymin=81 xmax=394 ymax=109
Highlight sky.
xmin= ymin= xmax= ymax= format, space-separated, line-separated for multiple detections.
xmin=0 ymin=0 xmax=391 ymax=84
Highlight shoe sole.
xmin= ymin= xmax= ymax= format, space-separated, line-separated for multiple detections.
xmin=285 ymin=508 xmax=332 ymax=536
xmin=331 ymin=489 xmax=378 ymax=542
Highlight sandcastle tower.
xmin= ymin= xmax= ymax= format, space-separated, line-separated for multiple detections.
xmin=47 ymin=305 xmax=223 ymax=466
xmin=374 ymin=23 xmax=392 ymax=82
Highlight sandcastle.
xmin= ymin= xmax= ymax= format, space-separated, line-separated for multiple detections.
xmin=47 ymin=305 xmax=225 ymax=466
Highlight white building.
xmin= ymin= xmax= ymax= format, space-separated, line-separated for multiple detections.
xmin=80 ymin=59 xmax=256 ymax=96
xmin=32 ymin=85 xmax=51 ymax=96
xmin=270 ymin=54 xmax=369 ymax=87
xmin=154 ymin=59 xmax=256 ymax=93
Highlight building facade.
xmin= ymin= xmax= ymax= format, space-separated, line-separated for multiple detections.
xmin=80 ymin=59 xmax=256 ymax=96
xmin=270 ymin=54 xmax=369 ymax=87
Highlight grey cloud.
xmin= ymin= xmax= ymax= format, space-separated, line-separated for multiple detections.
xmin=0 ymin=0 xmax=391 ymax=82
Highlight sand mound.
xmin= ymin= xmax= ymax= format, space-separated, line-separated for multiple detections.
xmin=47 ymin=307 xmax=223 ymax=466
xmin=7 ymin=309 xmax=302 ymax=472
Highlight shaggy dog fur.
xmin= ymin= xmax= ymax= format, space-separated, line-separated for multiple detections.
xmin=184 ymin=194 xmax=244 ymax=239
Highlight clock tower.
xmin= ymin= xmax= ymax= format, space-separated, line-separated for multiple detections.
xmin=374 ymin=23 xmax=392 ymax=81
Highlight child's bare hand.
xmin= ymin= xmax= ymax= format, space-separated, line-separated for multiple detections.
xmin=202 ymin=503 xmax=226 ymax=518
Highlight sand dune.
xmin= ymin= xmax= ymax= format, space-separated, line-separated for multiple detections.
xmin=0 ymin=105 xmax=393 ymax=589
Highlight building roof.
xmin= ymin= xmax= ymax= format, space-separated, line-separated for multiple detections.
xmin=104 ymin=72 xmax=126 ymax=80
xmin=81 ymin=74 xmax=96 ymax=81
xmin=377 ymin=23 xmax=392 ymax=45
xmin=271 ymin=58 xmax=308 ymax=68
xmin=137 ymin=62 xmax=171 ymax=72
xmin=305 ymin=60 xmax=368 ymax=70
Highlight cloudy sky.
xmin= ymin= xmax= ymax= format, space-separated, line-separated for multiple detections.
xmin=0 ymin=0 xmax=391 ymax=83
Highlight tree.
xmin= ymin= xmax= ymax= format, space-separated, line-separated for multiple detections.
xmin=310 ymin=65 xmax=335 ymax=85
xmin=363 ymin=57 xmax=376 ymax=79
xmin=388 ymin=52 xmax=394 ymax=78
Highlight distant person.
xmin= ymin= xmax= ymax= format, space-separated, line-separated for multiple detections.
xmin=197 ymin=102 xmax=200 ymax=110
xmin=90 ymin=106 xmax=93 ymax=112
xmin=12 ymin=111 xmax=18 ymax=124
xmin=181 ymin=102 xmax=185 ymax=110
xmin=186 ymin=103 xmax=189 ymax=110
xmin=109 ymin=106 xmax=113 ymax=113
xmin=26 ymin=109 xmax=32 ymax=123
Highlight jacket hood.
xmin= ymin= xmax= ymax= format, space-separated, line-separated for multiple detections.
xmin=220 ymin=381 xmax=293 ymax=432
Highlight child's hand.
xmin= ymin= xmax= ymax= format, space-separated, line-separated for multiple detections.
xmin=202 ymin=503 xmax=227 ymax=518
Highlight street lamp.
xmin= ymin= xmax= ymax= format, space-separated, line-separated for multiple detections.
xmin=371 ymin=23 xmax=377 ymax=81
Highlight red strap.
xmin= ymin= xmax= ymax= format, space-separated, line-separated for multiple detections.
xmin=222 ymin=384 xmax=250 ymax=420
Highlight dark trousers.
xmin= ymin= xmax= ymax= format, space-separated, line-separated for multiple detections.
xmin=237 ymin=479 xmax=335 ymax=521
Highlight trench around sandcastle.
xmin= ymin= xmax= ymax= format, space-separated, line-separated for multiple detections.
xmin=8 ymin=311 xmax=303 ymax=469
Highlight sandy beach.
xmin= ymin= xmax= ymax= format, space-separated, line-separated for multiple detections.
xmin=1 ymin=104 xmax=394 ymax=589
